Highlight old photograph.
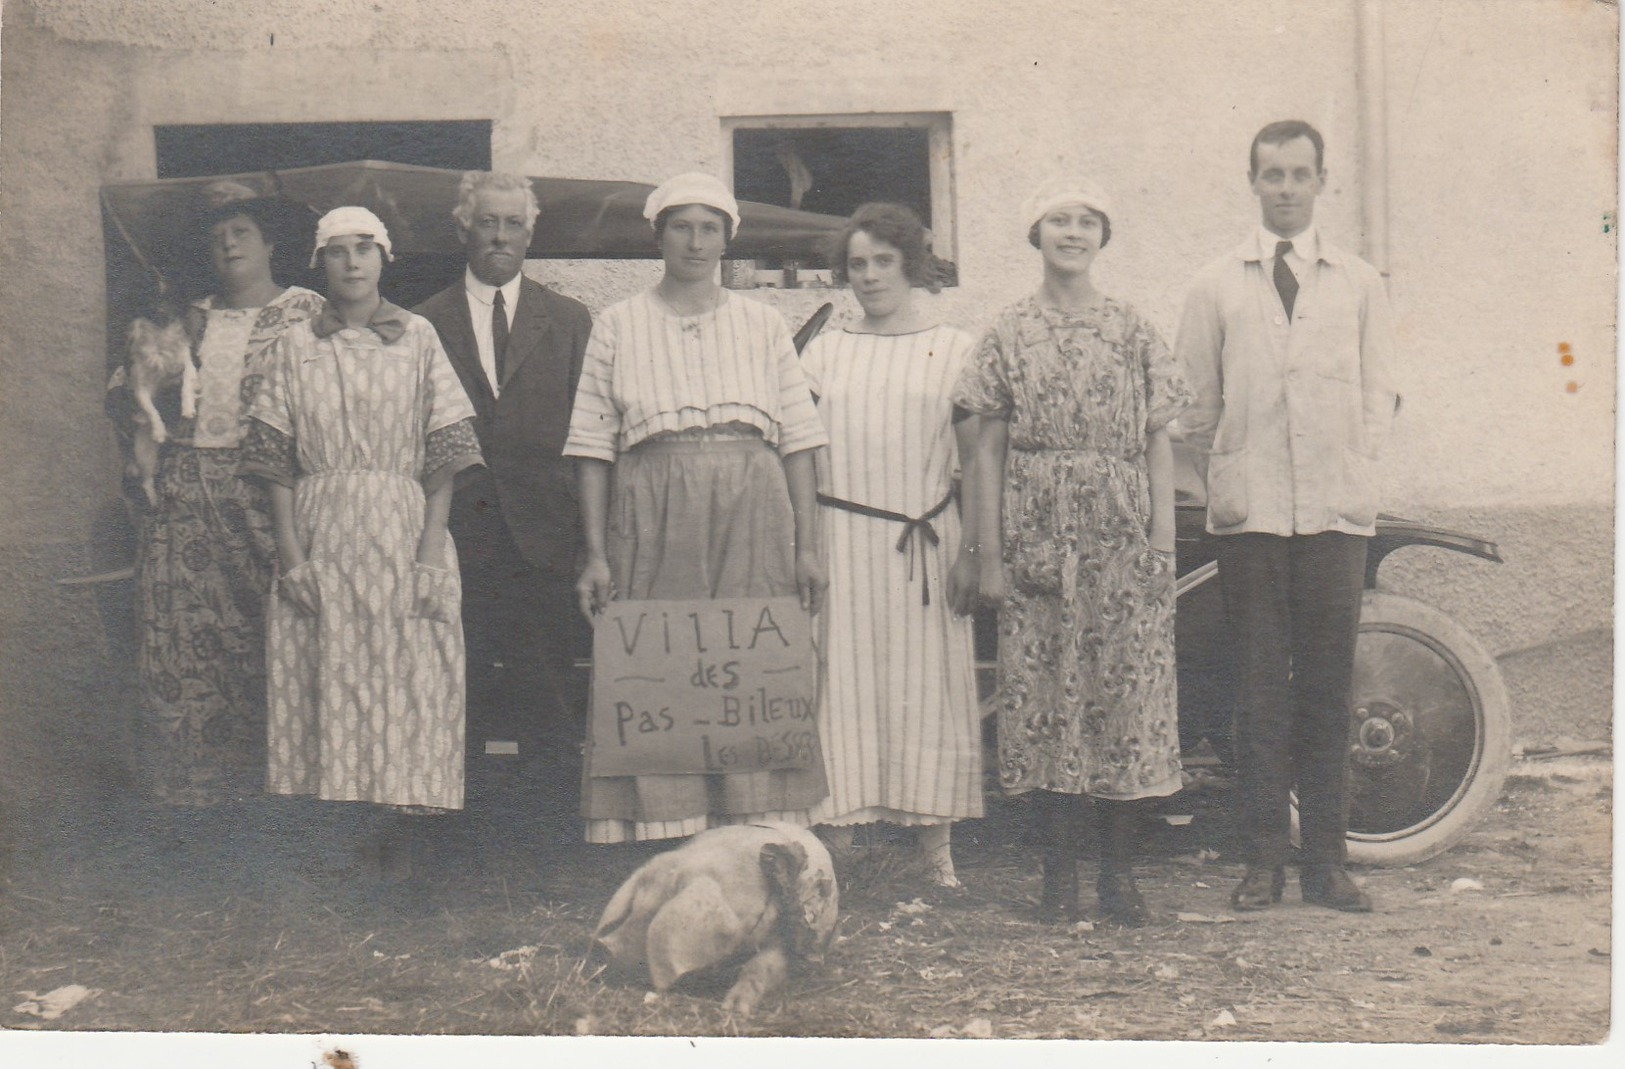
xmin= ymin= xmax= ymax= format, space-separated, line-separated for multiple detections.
xmin=0 ymin=0 xmax=1616 ymax=1063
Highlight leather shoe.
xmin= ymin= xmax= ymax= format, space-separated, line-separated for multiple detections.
xmin=1301 ymin=865 xmax=1373 ymax=912
xmin=1230 ymin=865 xmax=1285 ymax=911
xmin=1038 ymin=858 xmax=1080 ymax=924
xmin=1098 ymin=872 xmax=1151 ymax=927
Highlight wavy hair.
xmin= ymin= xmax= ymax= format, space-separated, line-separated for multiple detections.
xmin=452 ymin=171 xmax=540 ymax=231
xmin=827 ymin=202 xmax=933 ymax=289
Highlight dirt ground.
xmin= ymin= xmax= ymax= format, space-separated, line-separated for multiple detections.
xmin=0 ymin=753 xmax=1611 ymax=1048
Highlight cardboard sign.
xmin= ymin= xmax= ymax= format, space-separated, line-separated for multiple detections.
xmin=588 ymin=596 xmax=820 ymax=778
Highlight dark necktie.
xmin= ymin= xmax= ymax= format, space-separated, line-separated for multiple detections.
xmin=1273 ymin=240 xmax=1299 ymax=321
xmin=491 ymin=288 xmax=510 ymax=386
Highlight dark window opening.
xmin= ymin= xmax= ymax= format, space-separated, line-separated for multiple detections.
xmin=734 ymin=127 xmax=933 ymax=226
xmin=731 ymin=123 xmax=954 ymax=284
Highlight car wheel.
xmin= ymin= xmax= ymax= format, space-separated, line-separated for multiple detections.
xmin=1290 ymin=590 xmax=1512 ymax=867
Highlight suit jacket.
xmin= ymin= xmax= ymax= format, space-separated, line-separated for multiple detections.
xmin=415 ymin=275 xmax=593 ymax=575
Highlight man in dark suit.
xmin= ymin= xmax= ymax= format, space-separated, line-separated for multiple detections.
xmin=415 ymin=172 xmax=593 ymax=802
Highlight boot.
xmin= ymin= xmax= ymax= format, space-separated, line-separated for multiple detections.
xmin=1033 ymin=791 xmax=1082 ymax=924
xmin=1301 ymin=864 xmax=1373 ymax=912
xmin=1095 ymin=799 xmax=1152 ymax=927
xmin=1230 ymin=865 xmax=1286 ymax=911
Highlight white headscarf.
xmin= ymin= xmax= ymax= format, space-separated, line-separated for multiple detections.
xmin=1020 ymin=177 xmax=1113 ymax=233
xmin=309 ymin=206 xmax=395 ymax=268
xmin=643 ymin=172 xmax=742 ymax=237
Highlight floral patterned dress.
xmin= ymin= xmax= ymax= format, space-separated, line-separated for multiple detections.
xmin=113 ymin=286 xmax=324 ymax=805
xmin=243 ymin=303 xmax=483 ymax=811
xmin=952 ymin=296 xmax=1193 ymax=799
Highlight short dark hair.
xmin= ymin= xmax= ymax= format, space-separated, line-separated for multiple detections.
xmin=828 ymin=202 xmax=932 ymax=287
xmin=654 ymin=204 xmax=735 ymax=244
xmin=1250 ymin=120 xmax=1325 ymax=177
xmin=1027 ymin=210 xmax=1112 ymax=251
xmin=197 ymin=196 xmax=315 ymax=285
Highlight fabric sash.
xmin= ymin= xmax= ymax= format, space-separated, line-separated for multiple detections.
xmin=816 ymin=489 xmax=956 ymax=605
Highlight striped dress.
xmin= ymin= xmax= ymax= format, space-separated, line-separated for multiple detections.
xmin=564 ymin=289 xmax=831 ymax=843
xmin=803 ymin=325 xmax=984 ymax=827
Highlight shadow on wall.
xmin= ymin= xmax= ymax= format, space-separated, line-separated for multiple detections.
xmin=1374 ymin=501 xmax=1613 ymax=747
xmin=1374 ymin=503 xmax=1612 ymax=657
xmin=0 ymin=500 xmax=143 ymax=868
xmin=1497 ymin=631 xmax=1613 ymax=747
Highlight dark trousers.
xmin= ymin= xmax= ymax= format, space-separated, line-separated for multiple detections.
xmin=1215 ymin=532 xmax=1366 ymax=868
xmin=459 ymin=527 xmax=587 ymax=778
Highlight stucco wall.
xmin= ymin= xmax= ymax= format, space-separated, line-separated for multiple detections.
xmin=4 ymin=0 xmax=1615 ymax=533
xmin=0 ymin=0 xmax=1615 ymax=822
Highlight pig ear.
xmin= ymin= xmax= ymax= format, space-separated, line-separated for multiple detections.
xmin=645 ymin=876 xmax=746 ymax=990
xmin=761 ymin=841 xmax=823 ymax=954
xmin=759 ymin=840 xmax=808 ymax=896
xmin=764 ymin=839 xmax=840 ymax=959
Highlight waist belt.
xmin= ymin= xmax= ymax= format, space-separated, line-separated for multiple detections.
xmin=817 ymin=489 xmax=956 ymax=605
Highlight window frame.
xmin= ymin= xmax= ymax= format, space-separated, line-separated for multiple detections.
xmin=721 ymin=111 xmax=956 ymax=265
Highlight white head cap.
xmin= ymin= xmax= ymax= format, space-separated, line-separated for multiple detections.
xmin=1020 ymin=177 xmax=1114 ymax=233
xmin=309 ymin=206 xmax=395 ymax=268
xmin=643 ymin=172 xmax=742 ymax=238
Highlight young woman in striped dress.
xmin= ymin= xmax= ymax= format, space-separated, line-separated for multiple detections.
xmin=565 ymin=173 xmax=830 ymax=844
xmin=804 ymin=203 xmax=984 ymax=886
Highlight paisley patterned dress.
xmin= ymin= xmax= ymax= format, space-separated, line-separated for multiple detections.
xmin=117 ymin=287 xmax=324 ymax=805
xmin=952 ymin=296 xmax=1193 ymax=799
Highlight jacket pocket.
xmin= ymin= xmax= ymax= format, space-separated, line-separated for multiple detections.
xmin=1206 ymin=448 xmax=1249 ymax=529
xmin=1338 ymin=447 xmax=1378 ymax=528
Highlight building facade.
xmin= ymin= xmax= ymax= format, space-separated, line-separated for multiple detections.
xmin=0 ymin=0 xmax=1615 ymax=816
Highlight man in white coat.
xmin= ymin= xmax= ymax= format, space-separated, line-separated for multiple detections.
xmin=1176 ymin=120 xmax=1398 ymax=913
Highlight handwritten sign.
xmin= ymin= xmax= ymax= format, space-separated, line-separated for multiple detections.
xmin=588 ymin=596 xmax=820 ymax=778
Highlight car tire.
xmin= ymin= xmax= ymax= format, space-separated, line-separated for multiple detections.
xmin=1292 ymin=590 xmax=1512 ymax=867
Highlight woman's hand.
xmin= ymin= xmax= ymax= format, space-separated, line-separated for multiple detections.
xmin=795 ymin=548 xmax=827 ymax=616
xmin=278 ymin=560 xmax=321 ymax=617
xmin=946 ymin=548 xmax=980 ymax=616
xmin=1148 ymin=524 xmax=1176 ymax=555
xmin=978 ymin=558 xmax=1007 ymax=610
xmin=577 ymin=555 xmax=614 ymax=621
xmin=411 ymin=562 xmax=457 ymax=622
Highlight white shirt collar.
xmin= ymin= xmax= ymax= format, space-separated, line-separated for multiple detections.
xmin=463 ymin=266 xmax=522 ymax=309
xmin=1257 ymin=223 xmax=1320 ymax=263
